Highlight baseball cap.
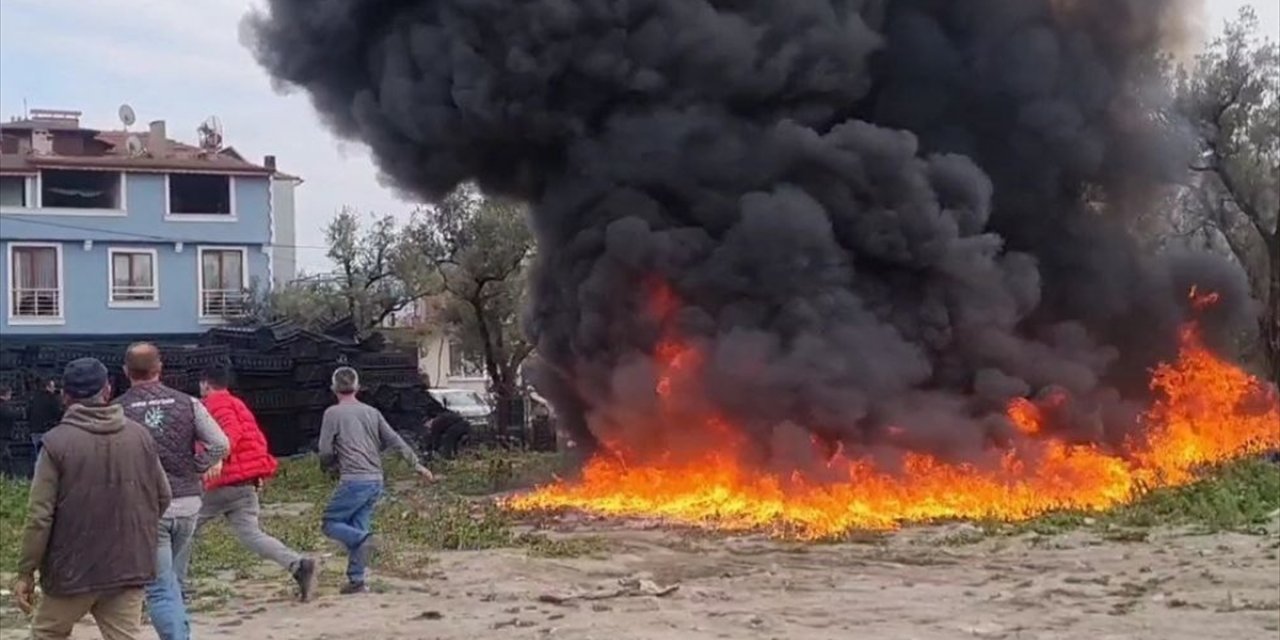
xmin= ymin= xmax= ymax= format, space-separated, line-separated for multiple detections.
xmin=63 ymin=357 xmax=110 ymax=400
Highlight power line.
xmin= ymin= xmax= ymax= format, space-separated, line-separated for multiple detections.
xmin=0 ymin=213 xmax=330 ymax=250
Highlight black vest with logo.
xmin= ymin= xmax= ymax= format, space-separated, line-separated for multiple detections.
xmin=117 ymin=381 xmax=202 ymax=499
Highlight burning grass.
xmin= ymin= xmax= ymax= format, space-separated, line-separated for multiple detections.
xmin=508 ymin=292 xmax=1280 ymax=539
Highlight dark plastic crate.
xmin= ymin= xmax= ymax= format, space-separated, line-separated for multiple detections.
xmin=230 ymin=351 xmax=294 ymax=373
xmin=201 ymin=326 xmax=262 ymax=350
xmin=0 ymin=349 xmax=23 ymax=369
xmin=295 ymin=389 xmax=334 ymax=409
xmin=293 ymin=362 xmax=336 ymax=384
xmin=352 ymin=352 xmax=419 ymax=370
xmin=241 ymin=388 xmax=297 ymax=412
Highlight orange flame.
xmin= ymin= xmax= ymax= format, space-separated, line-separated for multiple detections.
xmin=509 ymin=289 xmax=1280 ymax=538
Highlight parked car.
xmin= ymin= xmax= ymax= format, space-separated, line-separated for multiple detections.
xmin=420 ymin=388 xmax=487 ymax=459
xmin=428 ymin=388 xmax=493 ymax=426
xmin=420 ymin=388 xmax=561 ymax=458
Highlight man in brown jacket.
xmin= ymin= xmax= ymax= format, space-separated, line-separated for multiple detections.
xmin=12 ymin=358 xmax=172 ymax=640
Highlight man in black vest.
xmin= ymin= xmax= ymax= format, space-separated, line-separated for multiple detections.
xmin=116 ymin=343 xmax=228 ymax=640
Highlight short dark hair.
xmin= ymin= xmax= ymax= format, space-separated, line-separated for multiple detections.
xmin=201 ymin=363 xmax=234 ymax=390
xmin=125 ymin=342 xmax=162 ymax=380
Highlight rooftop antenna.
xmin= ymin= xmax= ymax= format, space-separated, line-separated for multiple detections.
xmin=118 ymin=104 xmax=136 ymax=129
xmin=197 ymin=115 xmax=223 ymax=151
xmin=125 ymin=134 xmax=145 ymax=156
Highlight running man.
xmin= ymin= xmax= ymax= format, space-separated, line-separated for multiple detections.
xmin=175 ymin=364 xmax=318 ymax=601
xmin=318 ymin=366 xmax=434 ymax=594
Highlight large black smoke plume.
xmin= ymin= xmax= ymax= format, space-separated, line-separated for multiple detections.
xmin=247 ymin=0 xmax=1248 ymax=468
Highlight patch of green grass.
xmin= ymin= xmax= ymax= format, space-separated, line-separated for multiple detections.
xmin=981 ymin=510 xmax=1092 ymax=536
xmin=513 ymin=533 xmax=611 ymax=558
xmin=987 ymin=458 xmax=1280 ymax=537
xmin=260 ymin=456 xmax=337 ymax=506
xmin=1107 ymin=459 xmax=1280 ymax=532
xmin=0 ymin=475 xmax=28 ymax=571
xmin=378 ymin=491 xmax=513 ymax=551
xmin=431 ymin=448 xmax=564 ymax=495
xmin=186 ymin=512 xmax=328 ymax=580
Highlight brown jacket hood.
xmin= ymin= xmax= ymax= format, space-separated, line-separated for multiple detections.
xmin=18 ymin=403 xmax=171 ymax=596
xmin=59 ymin=403 xmax=126 ymax=435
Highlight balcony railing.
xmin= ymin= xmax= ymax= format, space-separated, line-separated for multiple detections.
xmin=12 ymin=287 xmax=61 ymax=318
xmin=201 ymin=289 xmax=247 ymax=318
xmin=111 ymin=284 xmax=157 ymax=303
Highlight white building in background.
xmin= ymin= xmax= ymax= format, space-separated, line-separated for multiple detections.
xmin=387 ymin=296 xmax=490 ymax=393
xmin=417 ymin=327 xmax=489 ymax=394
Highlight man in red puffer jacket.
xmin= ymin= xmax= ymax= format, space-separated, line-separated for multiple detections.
xmin=174 ymin=364 xmax=317 ymax=602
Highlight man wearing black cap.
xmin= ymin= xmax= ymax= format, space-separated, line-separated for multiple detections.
xmin=13 ymin=358 xmax=171 ymax=640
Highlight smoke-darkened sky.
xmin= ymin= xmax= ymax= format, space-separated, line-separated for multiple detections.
xmin=0 ymin=1 xmax=1271 ymax=276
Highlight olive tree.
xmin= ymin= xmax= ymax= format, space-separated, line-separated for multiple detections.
xmin=1176 ymin=7 xmax=1279 ymax=381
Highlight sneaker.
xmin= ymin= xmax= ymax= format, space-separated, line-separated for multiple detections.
xmin=352 ymin=534 xmax=380 ymax=571
xmin=339 ymin=581 xmax=369 ymax=595
xmin=292 ymin=557 xmax=318 ymax=603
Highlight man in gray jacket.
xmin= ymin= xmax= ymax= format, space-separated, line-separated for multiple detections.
xmin=116 ymin=343 xmax=228 ymax=640
xmin=318 ymin=367 xmax=434 ymax=594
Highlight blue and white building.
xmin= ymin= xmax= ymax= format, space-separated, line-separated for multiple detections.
xmin=0 ymin=108 xmax=301 ymax=339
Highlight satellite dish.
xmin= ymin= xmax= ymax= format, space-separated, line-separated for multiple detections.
xmin=118 ymin=104 xmax=136 ymax=127
xmin=197 ymin=115 xmax=223 ymax=151
xmin=125 ymin=134 xmax=145 ymax=156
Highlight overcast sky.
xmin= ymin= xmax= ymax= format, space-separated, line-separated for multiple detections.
xmin=1 ymin=0 xmax=1275 ymax=273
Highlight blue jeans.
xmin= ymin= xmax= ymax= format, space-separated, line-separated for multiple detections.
xmin=147 ymin=514 xmax=196 ymax=640
xmin=321 ymin=480 xmax=383 ymax=583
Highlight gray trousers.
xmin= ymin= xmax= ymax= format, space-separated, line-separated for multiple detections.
xmin=174 ymin=485 xmax=302 ymax=588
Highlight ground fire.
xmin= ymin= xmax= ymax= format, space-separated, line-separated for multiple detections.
xmin=510 ymin=287 xmax=1279 ymax=538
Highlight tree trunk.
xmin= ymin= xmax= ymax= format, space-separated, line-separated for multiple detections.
xmin=1262 ymin=231 xmax=1280 ymax=384
xmin=470 ymin=299 xmax=501 ymax=393
xmin=470 ymin=295 xmax=521 ymax=437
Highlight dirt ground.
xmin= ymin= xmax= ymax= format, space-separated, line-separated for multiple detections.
xmin=5 ymin=517 xmax=1277 ymax=640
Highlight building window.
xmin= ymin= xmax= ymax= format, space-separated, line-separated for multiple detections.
xmin=448 ymin=338 xmax=486 ymax=378
xmin=40 ymin=170 xmax=122 ymax=209
xmin=8 ymin=243 xmax=63 ymax=322
xmin=0 ymin=176 xmax=28 ymax=206
xmin=169 ymin=174 xmax=233 ymax=215
xmin=198 ymin=247 xmax=247 ymax=318
xmin=108 ymin=248 xmax=158 ymax=306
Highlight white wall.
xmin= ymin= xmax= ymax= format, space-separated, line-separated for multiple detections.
xmin=270 ymin=177 xmax=298 ymax=286
xmin=417 ymin=330 xmax=489 ymax=392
